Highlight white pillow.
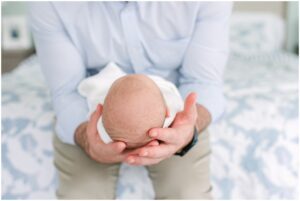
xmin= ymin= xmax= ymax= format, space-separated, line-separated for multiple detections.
xmin=230 ymin=12 xmax=285 ymax=56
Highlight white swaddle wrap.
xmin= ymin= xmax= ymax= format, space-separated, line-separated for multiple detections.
xmin=78 ymin=62 xmax=183 ymax=144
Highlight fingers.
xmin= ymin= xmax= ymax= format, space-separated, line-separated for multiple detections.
xmin=87 ymin=104 xmax=104 ymax=143
xmin=109 ymin=141 xmax=126 ymax=153
xmin=123 ymin=140 xmax=159 ymax=156
xmin=183 ymin=92 xmax=197 ymax=116
xmin=89 ymin=104 xmax=103 ymax=133
xmin=147 ymin=140 xmax=160 ymax=146
xmin=126 ymin=155 xmax=161 ymax=166
xmin=148 ymin=127 xmax=177 ymax=143
xmin=138 ymin=144 xmax=172 ymax=158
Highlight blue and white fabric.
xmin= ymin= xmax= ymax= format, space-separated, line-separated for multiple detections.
xmin=2 ymin=11 xmax=299 ymax=199
xmin=2 ymin=51 xmax=298 ymax=199
xmin=230 ymin=13 xmax=285 ymax=57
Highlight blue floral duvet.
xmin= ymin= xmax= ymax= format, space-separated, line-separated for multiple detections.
xmin=2 ymin=52 xmax=298 ymax=199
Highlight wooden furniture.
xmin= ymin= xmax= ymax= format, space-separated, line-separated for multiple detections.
xmin=1 ymin=48 xmax=35 ymax=74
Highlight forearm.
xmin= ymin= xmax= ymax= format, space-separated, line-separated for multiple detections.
xmin=195 ymin=104 xmax=212 ymax=133
xmin=29 ymin=3 xmax=89 ymax=144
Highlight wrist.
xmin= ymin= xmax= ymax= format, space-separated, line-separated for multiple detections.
xmin=175 ymin=127 xmax=199 ymax=157
xmin=176 ymin=125 xmax=195 ymax=153
xmin=196 ymin=104 xmax=211 ymax=132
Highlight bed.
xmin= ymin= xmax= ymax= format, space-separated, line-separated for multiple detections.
xmin=2 ymin=13 xmax=299 ymax=199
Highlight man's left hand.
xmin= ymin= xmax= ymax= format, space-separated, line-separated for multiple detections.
xmin=124 ymin=92 xmax=198 ymax=166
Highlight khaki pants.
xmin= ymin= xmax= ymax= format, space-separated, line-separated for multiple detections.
xmin=53 ymin=130 xmax=212 ymax=199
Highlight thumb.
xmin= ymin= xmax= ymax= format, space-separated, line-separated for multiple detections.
xmin=89 ymin=104 xmax=103 ymax=134
xmin=183 ymin=92 xmax=197 ymax=116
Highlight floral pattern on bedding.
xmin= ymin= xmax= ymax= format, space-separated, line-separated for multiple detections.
xmin=1 ymin=52 xmax=298 ymax=199
xmin=210 ymin=53 xmax=298 ymax=199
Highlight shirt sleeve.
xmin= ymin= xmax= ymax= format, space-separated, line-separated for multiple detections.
xmin=29 ymin=2 xmax=89 ymax=144
xmin=178 ymin=2 xmax=233 ymax=122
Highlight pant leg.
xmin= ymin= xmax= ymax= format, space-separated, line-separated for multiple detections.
xmin=53 ymin=134 xmax=121 ymax=199
xmin=147 ymin=130 xmax=212 ymax=199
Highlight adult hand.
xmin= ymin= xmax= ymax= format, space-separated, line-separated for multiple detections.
xmin=75 ymin=104 xmax=127 ymax=163
xmin=75 ymin=104 xmax=161 ymax=164
xmin=124 ymin=92 xmax=198 ymax=166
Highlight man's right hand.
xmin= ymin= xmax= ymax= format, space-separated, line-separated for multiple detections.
xmin=74 ymin=104 xmax=127 ymax=164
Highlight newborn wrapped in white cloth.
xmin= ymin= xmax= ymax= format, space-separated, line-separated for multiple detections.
xmin=78 ymin=62 xmax=183 ymax=146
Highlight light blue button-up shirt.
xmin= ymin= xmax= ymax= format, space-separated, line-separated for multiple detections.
xmin=29 ymin=2 xmax=232 ymax=144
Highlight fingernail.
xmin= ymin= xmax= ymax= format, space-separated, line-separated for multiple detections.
xmin=150 ymin=131 xmax=158 ymax=137
xmin=140 ymin=151 xmax=148 ymax=156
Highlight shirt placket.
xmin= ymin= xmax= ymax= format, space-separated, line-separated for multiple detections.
xmin=120 ymin=2 xmax=147 ymax=73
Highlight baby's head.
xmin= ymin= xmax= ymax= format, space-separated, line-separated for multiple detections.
xmin=102 ymin=74 xmax=167 ymax=149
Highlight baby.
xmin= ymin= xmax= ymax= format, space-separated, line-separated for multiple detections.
xmin=78 ymin=62 xmax=183 ymax=149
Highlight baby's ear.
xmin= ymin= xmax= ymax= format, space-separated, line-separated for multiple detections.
xmin=165 ymin=108 xmax=170 ymax=118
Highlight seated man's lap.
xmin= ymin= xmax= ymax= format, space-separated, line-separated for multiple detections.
xmin=147 ymin=130 xmax=212 ymax=199
xmin=53 ymin=134 xmax=120 ymax=199
xmin=53 ymin=130 xmax=211 ymax=199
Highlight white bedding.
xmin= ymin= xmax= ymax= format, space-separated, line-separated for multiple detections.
xmin=2 ymin=12 xmax=299 ymax=199
xmin=210 ymin=52 xmax=298 ymax=199
xmin=2 ymin=51 xmax=298 ymax=199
